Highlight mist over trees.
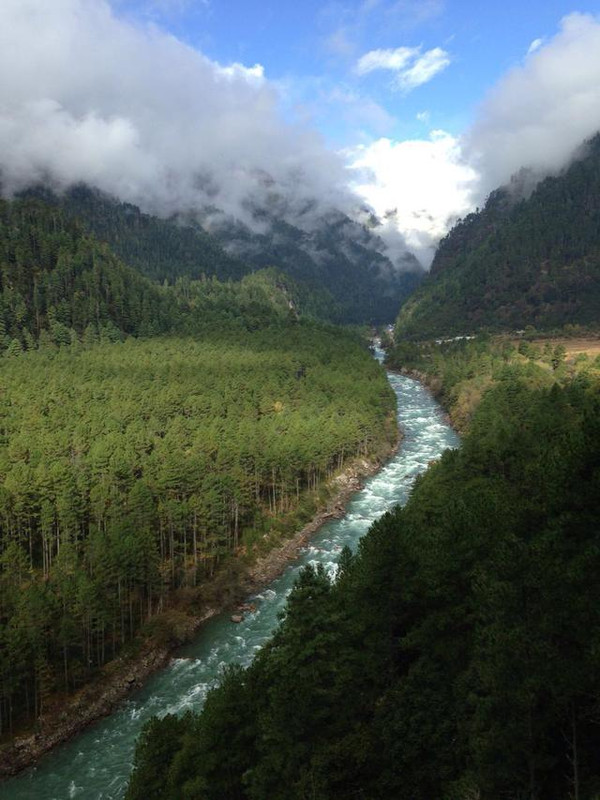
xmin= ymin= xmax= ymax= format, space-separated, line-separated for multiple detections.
xmin=396 ymin=132 xmax=600 ymax=338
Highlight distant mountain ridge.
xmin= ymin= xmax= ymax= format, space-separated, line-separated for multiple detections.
xmin=0 ymin=195 xmax=331 ymax=354
xmin=21 ymin=184 xmax=250 ymax=285
xmin=23 ymin=184 xmax=422 ymax=325
xmin=204 ymin=203 xmax=423 ymax=324
xmin=395 ymin=133 xmax=600 ymax=338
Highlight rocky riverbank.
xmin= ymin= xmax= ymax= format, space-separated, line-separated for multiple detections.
xmin=0 ymin=440 xmax=399 ymax=780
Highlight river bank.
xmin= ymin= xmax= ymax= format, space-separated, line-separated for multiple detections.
xmin=0 ymin=437 xmax=399 ymax=781
xmin=2 ymin=370 xmax=459 ymax=799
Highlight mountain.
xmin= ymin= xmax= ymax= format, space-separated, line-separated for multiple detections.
xmin=0 ymin=196 xmax=176 ymax=350
xmin=0 ymin=196 xmax=325 ymax=354
xmin=205 ymin=203 xmax=424 ymax=324
xmin=23 ymin=184 xmax=422 ymax=325
xmin=395 ymin=133 xmax=600 ymax=338
xmin=22 ymin=184 xmax=250 ymax=285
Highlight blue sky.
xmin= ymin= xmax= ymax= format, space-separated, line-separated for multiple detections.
xmin=117 ymin=0 xmax=600 ymax=146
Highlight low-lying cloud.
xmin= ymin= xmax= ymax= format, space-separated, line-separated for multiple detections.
xmin=349 ymin=131 xmax=477 ymax=265
xmin=465 ymin=12 xmax=600 ymax=200
xmin=351 ymin=12 xmax=600 ymax=262
xmin=0 ymin=0 xmax=389 ymax=247
xmin=3 ymin=2 xmax=600 ymax=273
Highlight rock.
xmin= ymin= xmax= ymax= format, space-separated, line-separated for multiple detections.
xmin=231 ymin=614 xmax=243 ymax=624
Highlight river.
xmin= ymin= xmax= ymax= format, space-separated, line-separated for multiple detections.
xmin=1 ymin=355 xmax=459 ymax=800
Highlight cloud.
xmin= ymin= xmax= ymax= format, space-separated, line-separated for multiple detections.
xmin=347 ymin=130 xmax=477 ymax=265
xmin=465 ymin=12 xmax=600 ymax=199
xmin=321 ymin=0 xmax=446 ymax=67
xmin=0 ymin=0 xmax=373 ymax=239
xmin=395 ymin=47 xmax=450 ymax=92
xmin=527 ymin=37 xmax=543 ymax=54
xmin=215 ymin=63 xmax=266 ymax=84
xmin=356 ymin=46 xmax=417 ymax=74
xmin=347 ymin=12 xmax=600 ymax=267
xmin=355 ymin=45 xmax=450 ymax=92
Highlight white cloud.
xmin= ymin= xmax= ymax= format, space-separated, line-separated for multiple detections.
xmin=356 ymin=46 xmax=417 ymax=74
xmin=395 ymin=47 xmax=450 ymax=91
xmin=347 ymin=130 xmax=477 ymax=264
xmin=0 ymin=0 xmax=362 ymax=233
xmin=347 ymin=11 xmax=600 ymax=269
xmin=466 ymin=12 xmax=600 ymax=199
xmin=11 ymin=1 xmax=600 ymax=280
xmin=355 ymin=45 xmax=450 ymax=92
xmin=527 ymin=37 xmax=543 ymax=54
xmin=215 ymin=63 xmax=265 ymax=84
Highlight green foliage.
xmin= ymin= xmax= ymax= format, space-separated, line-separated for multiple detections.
xmin=23 ymin=184 xmax=423 ymax=325
xmin=386 ymin=334 xmax=599 ymax=431
xmin=396 ymin=132 xmax=600 ymax=337
xmin=0 ymin=194 xmax=340 ymax=355
xmin=126 ymin=714 xmax=191 ymax=800
xmin=127 ymin=370 xmax=600 ymax=799
xmin=25 ymin=184 xmax=249 ymax=285
xmin=0 ymin=326 xmax=395 ymax=736
xmin=0 ymin=196 xmax=175 ymax=350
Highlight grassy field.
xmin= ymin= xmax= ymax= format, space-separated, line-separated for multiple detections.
xmin=512 ymin=336 xmax=600 ymax=359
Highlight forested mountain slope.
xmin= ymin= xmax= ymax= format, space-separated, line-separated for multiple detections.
xmin=126 ymin=343 xmax=600 ymax=800
xmin=33 ymin=185 xmax=250 ymax=285
xmin=0 ymin=195 xmax=334 ymax=355
xmin=0 ymin=196 xmax=176 ymax=351
xmin=208 ymin=207 xmax=423 ymax=324
xmin=20 ymin=184 xmax=422 ymax=325
xmin=395 ymin=133 xmax=600 ymax=338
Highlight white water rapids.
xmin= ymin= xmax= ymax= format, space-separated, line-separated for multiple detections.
xmin=1 ymin=351 xmax=459 ymax=799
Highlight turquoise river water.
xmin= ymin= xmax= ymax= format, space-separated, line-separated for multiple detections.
xmin=1 ymin=353 xmax=459 ymax=799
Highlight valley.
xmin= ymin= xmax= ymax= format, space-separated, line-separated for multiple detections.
xmin=2 ymin=5 xmax=600 ymax=795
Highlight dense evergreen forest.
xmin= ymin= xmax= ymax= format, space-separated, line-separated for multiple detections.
xmin=0 ymin=196 xmax=176 ymax=349
xmin=22 ymin=185 xmax=250 ymax=285
xmin=0 ymin=191 xmax=398 ymax=740
xmin=395 ymin=132 xmax=600 ymax=338
xmin=20 ymin=183 xmax=422 ymax=325
xmin=126 ymin=340 xmax=600 ymax=799
xmin=0 ymin=327 xmax=395 ymax=737
xmin=0 ymin=194 xmax=336 ymax=354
